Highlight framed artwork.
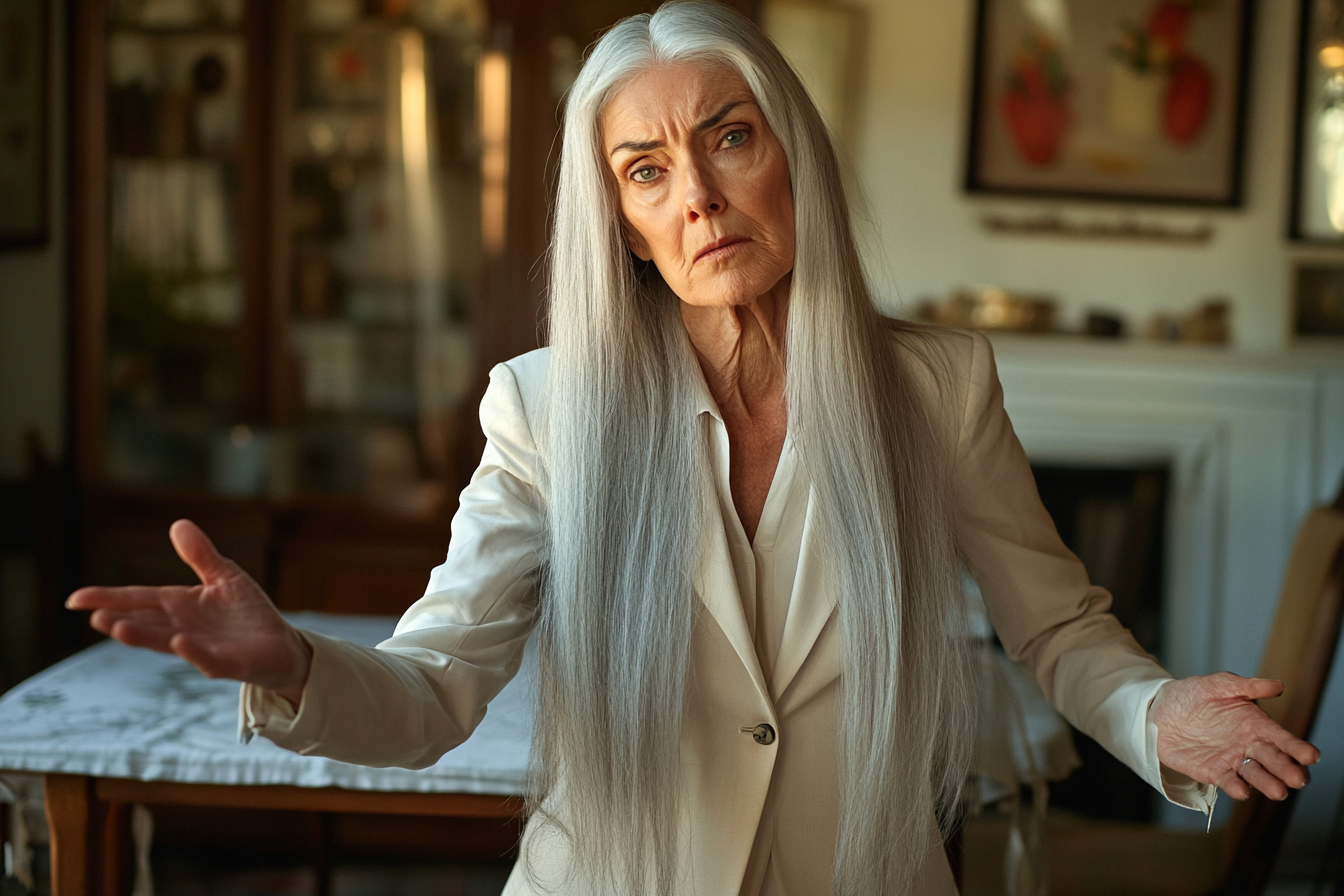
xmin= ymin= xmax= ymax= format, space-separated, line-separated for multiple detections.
xmin=1293 ymin=262 xmax=1344 ymax=336
xmin=0 ymin=0 xmax=48 ymax=247
xmin=964 ymin=0 xmax=1254 ymax=206
xmin=1288 ymin=0 xmax=1344 ymax=241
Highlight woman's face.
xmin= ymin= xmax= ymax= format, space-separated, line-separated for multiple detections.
xmin=600 ymin=60 xmax=795 ymax=309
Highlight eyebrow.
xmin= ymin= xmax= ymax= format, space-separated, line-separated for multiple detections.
xmin=607 ymin=100 xmax=747 ymax=158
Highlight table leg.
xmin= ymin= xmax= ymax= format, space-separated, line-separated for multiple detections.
xmin=315 ymin=812 xmax=334 ymax=896
xmin=101 ymin=801 xmax=133 ymax=896
xmin=45 ymin=774 xmax=102 ymax=896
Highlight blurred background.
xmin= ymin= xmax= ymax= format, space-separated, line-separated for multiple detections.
xmin=0 ymin=0 xmax=1343 ymax=894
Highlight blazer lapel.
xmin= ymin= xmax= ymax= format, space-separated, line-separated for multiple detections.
xmin=692 ymin=509 xmax=773 ymax=707
xmin=771 ymin=489 xmax=839 ymax=699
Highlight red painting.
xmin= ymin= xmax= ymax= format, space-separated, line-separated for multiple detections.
xmin=967 ymin=0 xmax=1252 ymax=206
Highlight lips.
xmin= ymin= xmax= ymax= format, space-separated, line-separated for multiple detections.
xmin=693 ymin=235 xmax=750 ymax=264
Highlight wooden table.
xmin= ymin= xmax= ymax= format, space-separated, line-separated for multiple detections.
xmin=0 ymin=613 xmax=533 ymax=896
xmin=3 ymin=614 xmax=1078 ymax=896
xmin=42 ymin=775 xmax=524 ymax=896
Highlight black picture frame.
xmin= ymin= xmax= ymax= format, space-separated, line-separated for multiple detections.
xmin=0 ymin=0 xmax=50 ymax=248
xmin=1286 ymin=0 xmax=1344 ymax=242
xmin=1293 ymin=261 xmax=1344 ymax=336
xmin=964 ymin=0 xmax=1254 ymax=207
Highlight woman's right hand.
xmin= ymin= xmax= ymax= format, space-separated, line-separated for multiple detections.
xmin=66 ymin=519 xmax=313 ymax=707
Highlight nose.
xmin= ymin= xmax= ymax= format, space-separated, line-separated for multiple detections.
xmin=683 ymin=160 xmax=725 ymax=222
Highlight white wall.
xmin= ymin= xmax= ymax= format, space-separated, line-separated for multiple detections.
xmin=847 ymin=0 xmax=1306 ymax=351
xmin=0 ymin=0 xmax=66 ymax=479
xmin=833 ymin=0 xmax=1344 ymax=862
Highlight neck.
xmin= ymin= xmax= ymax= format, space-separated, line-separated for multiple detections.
xmin=680 ymin=274 xmax=790 ymax=417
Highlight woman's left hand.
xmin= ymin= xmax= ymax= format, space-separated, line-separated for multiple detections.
xmin=1151 ymin=672 xmax=1320 ymax=801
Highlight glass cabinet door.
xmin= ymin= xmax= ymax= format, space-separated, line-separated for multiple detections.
xmin=102 ymin=0 xmax=251 ymax=490
xmin=95 ymin=0 xmax=492 ymax=515
xmin=283 ymin=0 xmax=488 ymax=516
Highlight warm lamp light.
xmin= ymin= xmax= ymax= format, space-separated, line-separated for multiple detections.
xmin=1320 ymin=40 xmax=1344 ymax=70
xmin=478 ymin=50 xmax=510 ymax=257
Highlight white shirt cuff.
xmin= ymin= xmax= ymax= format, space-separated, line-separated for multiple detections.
xmin=238 ymin=680 xmax=302 ymax=745
xmin=1145 ymin=680 xmax=1219 ymax=825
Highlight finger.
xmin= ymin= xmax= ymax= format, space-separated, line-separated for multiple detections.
xmin=1216 ymin=765 xmax=1253 ymax=800
xmin=1272 ymin=733 xmax=1321 ymax=768
xmin=1247 ymin=744 xmax=1311 ymax=790
xmin=106 ymin=617 xmax=181 ymax=654
xmin=1240 ymin=759 xmax=1289 ymax=801
xmin=1233 ymin=677 xmax=1285 ymax=701
xmin=1290 ymin=740 xmax=1320 ymax=767
xmin=90 ymin=607 xmax=169 ymax=635
xmin=67 ymin=585 xmax=197 ymax=611
xmin=168 ymin=519 xmax=235 ymax=585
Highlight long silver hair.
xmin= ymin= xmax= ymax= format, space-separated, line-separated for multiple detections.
xmin=531 ymin=4 xmax=976 ymax=894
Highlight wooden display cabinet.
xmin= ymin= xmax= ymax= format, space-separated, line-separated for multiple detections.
xmin=64 ymin=0 xmax=753 ymax=624
xmin=67 ymin=0 xmax=557 ymax=618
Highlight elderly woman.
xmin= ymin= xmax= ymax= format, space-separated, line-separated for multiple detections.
xmin=69 ymin=4 xmax=1319 ymax=895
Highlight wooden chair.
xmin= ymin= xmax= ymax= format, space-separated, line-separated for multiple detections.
xmin=962 ymin=476 xmax=1344 ymax=896
xmin=1215 ymin=478 xmax=1344 ymax=896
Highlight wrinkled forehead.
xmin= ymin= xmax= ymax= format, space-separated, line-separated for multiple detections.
xmin=597 ymin=58 xmax=757 ymax=148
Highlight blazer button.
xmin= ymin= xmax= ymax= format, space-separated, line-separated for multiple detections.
xmin=740 ymin=723 xmax=776 ymax=745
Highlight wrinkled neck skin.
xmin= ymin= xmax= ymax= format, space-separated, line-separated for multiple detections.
xmin=680 ymin=273 xmax=790 ymax=543
xmin=680 ymin=272 xmax=790 ymax=419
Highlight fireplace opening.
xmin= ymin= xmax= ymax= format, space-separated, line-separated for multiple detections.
xmin=1031 ymin=463 xmax=1171 ymax=823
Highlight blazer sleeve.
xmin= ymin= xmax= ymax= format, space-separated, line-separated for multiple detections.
xmin=952 ymin=331 xmax=1215 ymax=814
xmin=239 ymin=361 xmax=546 ymax=769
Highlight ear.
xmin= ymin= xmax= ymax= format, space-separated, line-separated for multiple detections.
xmin=621 ymin=219 xmax=653 ymax=262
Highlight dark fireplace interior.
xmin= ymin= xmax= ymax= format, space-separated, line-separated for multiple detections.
xmin=1030 ymin=463 xmax=1171 ymax=823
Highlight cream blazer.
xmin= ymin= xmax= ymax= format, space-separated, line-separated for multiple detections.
xmin=243 ymin=327 xmax=1214 ymax=895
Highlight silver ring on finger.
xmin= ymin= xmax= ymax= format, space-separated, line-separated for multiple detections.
xmin=1241 ymin=757 xmax=1254 ymax=771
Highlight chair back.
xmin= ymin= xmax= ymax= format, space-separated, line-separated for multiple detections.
xmin=1219 ymin=476 xmax=1344 ymax=896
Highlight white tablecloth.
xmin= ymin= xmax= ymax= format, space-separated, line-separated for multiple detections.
xmin=0 ymin=612 xmax=533 ymax=795
xmin=0 ymin=613 xmax=1072 ymax=798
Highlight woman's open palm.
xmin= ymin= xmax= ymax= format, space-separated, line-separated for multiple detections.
xmin=66 ymin=519 xmax=312 ymax=701
xmin=1152 ymin=672 xmax=1319 ymax=802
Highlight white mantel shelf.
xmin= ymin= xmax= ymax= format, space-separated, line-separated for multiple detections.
xmin=987 ymin=332 xmax=1344 ymax=372
xmin=986 ymin=331 xmax=1344 ymax=516
xmin=982 ymin=331 xmax=1344 ymax=831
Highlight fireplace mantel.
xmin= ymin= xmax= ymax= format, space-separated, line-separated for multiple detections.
xmin=987 ymin=333 xmax=1344 ymax=832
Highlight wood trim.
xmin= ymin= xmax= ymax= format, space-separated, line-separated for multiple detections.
xmin=94 ymin=778 xmax=525 ymax=818
xmin=478 ymin=0 xmax=552 ymax=377
xmin=504 ymin=5 xmax=553 ymax=367
xmin=68 ymin=0 xmax=108 ymax=486
xmin=0 ymin=0 xmax=52 ymax=247
xmin=238 ymin=0 xmax=263 ymax=423
xmin=259 ymin=0 xmax=295 ymax=426
xmin=239 ymin=0 xmax=268 ymax=424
